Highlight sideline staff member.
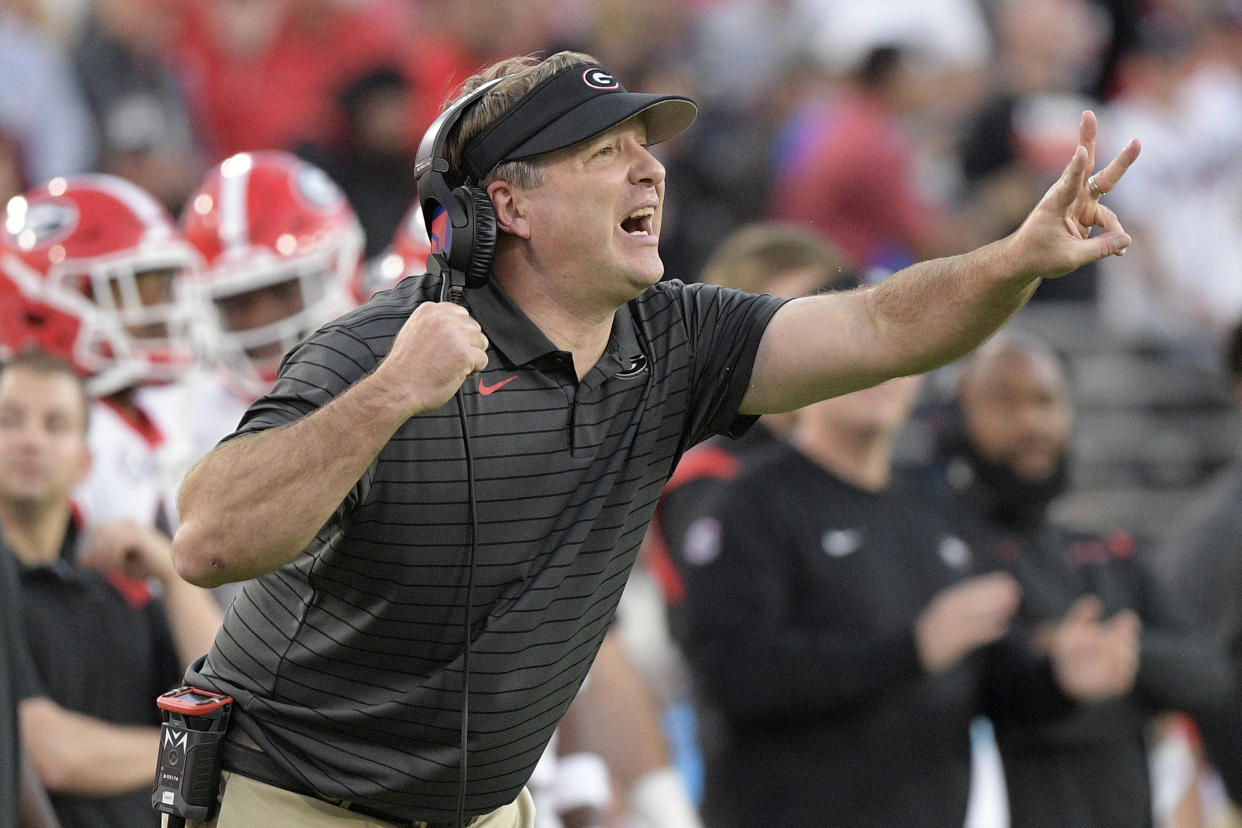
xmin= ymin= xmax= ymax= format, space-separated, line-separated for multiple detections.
xmin=172 ymin=50 xmax=1141 ymax=826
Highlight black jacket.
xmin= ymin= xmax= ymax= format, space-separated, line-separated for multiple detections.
xmin=673 ymin=446 xmax=1068 ymax=827
xmin=934 ymin=458 xmax=1233 ymax=828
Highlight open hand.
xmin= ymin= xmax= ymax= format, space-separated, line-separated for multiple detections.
xmin=916 ymin=572 xmax=1022 ymax=674
xmin=1048 ymin=595 xmax=1141 ymax=701
xmin=78 ymin=520 xmax=176 ymax=584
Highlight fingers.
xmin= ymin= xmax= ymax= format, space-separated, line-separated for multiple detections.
xmin=1050 ymin=112 xmax=1139 ymax=211
xmin=1064 ymin=594 xmax=1104 ymax=625
xmin=1092 ymin=202 xmax=1125 ymax=235
xmin=1092 ymin=228 xmax=1133 ymax=259
xmin=79 ymin=521 xmax=172 ymax=579
xmin=1050 ymin=145 xmax=1091 ymax=213
xmin=918 ymin=575 xmax=1020 ymax=672
xmin=1088 ymin=138 xmax=1142 ymax=198
xmin=1078 ymin=110 xmax=1098 ymax=187
xmin=953 ymin=574 xmax=1021 ymax=632
xmin=1074 ymin=109 xmax=1140 ymax=198
xmin=958 ymin=573 xmax=1022 ymax=622
xmin=389 ymin=301 xmax=492 ymax=412
xmin=1105 ymin=608 xmax=1143 ymax=639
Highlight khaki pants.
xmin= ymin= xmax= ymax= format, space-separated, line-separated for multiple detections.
xmin=165 ymin=772 xmax=536 ymax=828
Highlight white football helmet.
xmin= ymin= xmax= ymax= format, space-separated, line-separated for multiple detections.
xmin=181 ymin=150 xmax=363 ymax=399
xmin=0 ymin=174 xmax=201 ymax=396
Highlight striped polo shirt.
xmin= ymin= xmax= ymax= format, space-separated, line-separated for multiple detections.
xmin=187 ymin=273 xmax=786 ymax=820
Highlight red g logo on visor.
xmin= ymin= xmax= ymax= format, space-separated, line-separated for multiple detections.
xmin=583 ymin=68 xmax=619 ymax=90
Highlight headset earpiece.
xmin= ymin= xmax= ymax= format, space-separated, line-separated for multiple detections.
xmin=461 ymin=186 xmax=496 ymax=289
xmin=413 ymin=77 xmax=508 ymax=296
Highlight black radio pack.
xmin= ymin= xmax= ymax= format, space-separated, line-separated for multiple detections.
xmin=151 ymin=686 xmax=234 ymax=823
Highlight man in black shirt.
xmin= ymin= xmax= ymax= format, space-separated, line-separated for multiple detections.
xmin=677 ymin=372 xmax=1137 ymax=826
xmin=934 ymin=331 xmax=1233 ymax=827
xmin=649 ymin=220 xmax=857 ymax=622
xmin=171 ymin=50 xmax=1141 ymax=826
xmin=1156 ymin=317 xmax=1242 ymax=807
xmin=0 ymin=523 xmax=58 ymax=828
xmin=0 ymin=351 xmax=221 ymax=827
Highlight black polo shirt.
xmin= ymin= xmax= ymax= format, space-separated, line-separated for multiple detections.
xmin=1 ymin=531 xmax=35 ymax=828
xmin=12 ymin=520 xmax=179 ymax=826
xmin=188 ymin=274 xmax=785 ymax=820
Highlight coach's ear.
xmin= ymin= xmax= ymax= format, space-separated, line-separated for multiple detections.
xmin=487 ymin=180 xmax=530 ymax=240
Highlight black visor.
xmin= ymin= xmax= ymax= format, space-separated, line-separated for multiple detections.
xmin=461 ymin=64 xmax=697 ymax=181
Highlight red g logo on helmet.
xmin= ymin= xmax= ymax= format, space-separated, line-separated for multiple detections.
xmin=582 ymin=68 xmax=618 ymax=90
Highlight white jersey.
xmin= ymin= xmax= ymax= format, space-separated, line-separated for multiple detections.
xmin=74 ymin=397 xmax=179 ymax=534
xmin=138 ymin=367 xmax=252 ymax=524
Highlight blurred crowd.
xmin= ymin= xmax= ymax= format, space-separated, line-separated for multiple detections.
xmin=3 ymin=0 xmax=1242 ymax=826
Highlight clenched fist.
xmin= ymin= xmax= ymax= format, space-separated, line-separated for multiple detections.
xmin=379 ymin=301 xmax=491 ymax=414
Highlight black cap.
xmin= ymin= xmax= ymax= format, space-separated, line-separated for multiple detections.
xmin=461 ymin=64 xmax=697 ymax=181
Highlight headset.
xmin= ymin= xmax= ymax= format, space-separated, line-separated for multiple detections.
xmin=414 ymin=77 xmax=508 ymax=303
xmin=412 ymin=76 xmax=510 ymax=828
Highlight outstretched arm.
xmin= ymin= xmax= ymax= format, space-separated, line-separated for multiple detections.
xmin=741 ymin=111 xmax=1140 ymax=414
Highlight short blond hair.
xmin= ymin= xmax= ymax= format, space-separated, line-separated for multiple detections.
xmin=700 ymin=222 xmax=855 ymax=294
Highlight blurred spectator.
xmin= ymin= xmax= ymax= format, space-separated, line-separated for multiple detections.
xmin=0 ymin=515 xmax=60 ymax=828
xmin=770 ymin=44 xmax=966 ymax=278
xmin=0 ymin=349 xmax=220 ymax=826
xmin=806 ymin=0 xmax=991 ymax=77
xmin=650 ymin=221 xmax=857 ymax=614
xmin=955 ymin=0 xmax=1111 ymax=301
xmin=172 ymin=150 xmax=361 ymax=404
xmin=171 ymin=0 xmax=406 ymax=160
xmin=71 ymin=0 xmax=205 ymax=212
xmin=583 ymin=0 xmax=692 ymax=92
xmin=804 ymin=0 xmax=992 ymax=126
xmin=1096 ymin=13 xmax=1242 ymax=358
xmin=0 ymin=173 xmax=201 ymax=534
xmin=410 ymin=0 xmax=580 ymax=78
xmin=359 ymin=196 xmax=432 ymax=301
xmin=674 ymin=369 xmax=1137 ymax=826
xmin=1090 ymin=0 xmax=1144 ymax=100
xmin=648 ymin=55 xmax=790 ymax=284
xmin=687 ymin=0 xmax=824 ymax=110
xmin=930 ymin=330 xmax=1234 ymax=828
xmin=0 ymin=1 xmax=96 ymax=185
xmin=141 ymin=148 xmax=361 ymax=562
xmin=0 ymin=131 xmax=26 ymax=204
xmin=1157 ymin=315 xmax=1242 ymax=813
xmin=641 ymin=221 xmax=857 ymax=807
xmin=7 ymin=0 xmax=88 ymax=47
xmin=543 ymin=632 xmax=703 ymax=828
xmin=297 ymin=65 xmax=419 ymax=260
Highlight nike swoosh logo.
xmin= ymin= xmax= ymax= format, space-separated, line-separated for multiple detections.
xmin=823 ymin=529 xmax=864 ymax=558
xmin=478 ymin=375 xmax=517 ymax=396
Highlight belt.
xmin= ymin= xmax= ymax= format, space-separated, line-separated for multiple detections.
xmin=219 ymin=737 xmax=478 ymax=828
